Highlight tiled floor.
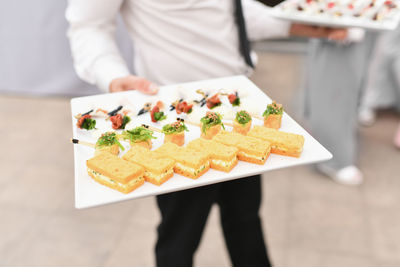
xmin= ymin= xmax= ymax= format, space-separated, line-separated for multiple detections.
xmin=1 ymin=51 xmax=399 ymax=267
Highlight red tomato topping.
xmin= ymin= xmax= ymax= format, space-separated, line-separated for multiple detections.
xmin=77 ymin=114 xmax=92 ymax=129
xmin=176 ymin=101 xmax=193 ymax=114
xmin=110 ymin=114 xmax=123 ymax=130
xmin=348 ymin=3 xmax=354 ymax=9
xmin=327 ymin=2 xmax=335 ymax=8
xmin=228 ymin=94 xmax=237 ymax=104
xmin=150 ymin=106 xmax=160 ymax=122
xmin=206 ymin=94 xmax=221 ymax=109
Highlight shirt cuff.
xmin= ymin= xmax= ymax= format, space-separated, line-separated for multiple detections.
xmin=92 ymin=55 xmax=130 ymax=93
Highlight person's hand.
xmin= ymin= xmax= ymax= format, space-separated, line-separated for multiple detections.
xmin=109 ymin=75 xmax=159 ymax=95
xmin=289 ymin=23 xmax=348 ymax=41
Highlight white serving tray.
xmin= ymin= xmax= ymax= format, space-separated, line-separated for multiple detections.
xmin=71 ymin=76 xmax=332 ymax=209
xmin=268 ymin=0 xmax=400 ymax=31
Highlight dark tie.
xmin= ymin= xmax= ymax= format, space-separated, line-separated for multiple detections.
xmin=234 ymin=0 xmax=254 ymax=68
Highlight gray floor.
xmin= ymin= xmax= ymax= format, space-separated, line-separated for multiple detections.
xmin=1 ymin=52 xmax=400 ymax=267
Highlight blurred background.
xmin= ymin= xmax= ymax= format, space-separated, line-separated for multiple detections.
xmin=1 ymin=0 xmax=399 ymax=267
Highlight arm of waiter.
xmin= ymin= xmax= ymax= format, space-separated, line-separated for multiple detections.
xmin=242 ymin=0 xmax=347 ymax=41
xmin=66 ymin=0 xmax=157 ymax=94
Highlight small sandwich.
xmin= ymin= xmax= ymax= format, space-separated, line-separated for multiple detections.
xmin=233 ymin=110 xmax=252 ymax=135
xmin=95 ymin=132 xmax=124 ymax=156
xmin=123 ymin=146 xmax=175 ymax=186
xmin=200 ymin=112 xmax=225 ymax=139
xmin=263 ymin=101 xmax=283 ymax=129
xmin=121 ymin=126 xmax=156 ymax=149
xmin=86 ymin=152 xmax=145 ymax=194
xmin=154 ymin=143 xmax=210 ymax=179
xmin=213 ymin=131 xmax=271 ymax=165
xmin=248 ymin=126 xmax=305 ymax=158
xmin=187 ymin=138 xmax=238 ymax=172
xmin=162 ymin=120 xmax=188 ymax=146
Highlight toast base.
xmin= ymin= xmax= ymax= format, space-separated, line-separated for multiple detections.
xmin=88 ymin=171 xmax=144 ymax=194
xmin=237 ymin=152 xmax=270 ymax=165
xmin=145 ymin=171 xmax=174 ymax=186
xmin=174 ymin=163 xmax=210 ymax=179
xmin=210 ymin=158 xmax=238 ymax=172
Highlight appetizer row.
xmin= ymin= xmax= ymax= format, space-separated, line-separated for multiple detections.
xmin=79 ymin=120 xmax=304 ymax=194
xmin=85 ymin=124 xmax=304 ymax=194
xmin=74 ymin=93 xmax=283 ymax=131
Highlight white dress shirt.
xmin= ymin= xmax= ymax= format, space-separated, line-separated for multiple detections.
xmin=66 ymin=0 xmax=290 ymax=92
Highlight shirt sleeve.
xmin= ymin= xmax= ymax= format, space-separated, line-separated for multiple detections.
xmin=66 ymin=0 xmax=130 ymax=92
xmin=242 ymin=0 xmax=292 ymax=41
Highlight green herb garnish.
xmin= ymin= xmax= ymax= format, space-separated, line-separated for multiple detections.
xmin=154 ymin=112 xmax=167 ymax=121
xmin=200 ymin=112 xmax=225 ymax=133
xmin=232 ymin=98 xmax=240 ymax=107
xmin=122 ymin=126 xmax=156 ymax=143
xmin=162 ymin=121 xmax=188 ymax=135
xmin=235 ymin=110 xmax=251 ymax=125
xmin=96 ymin=132 xmax=124 ymax=151
xmin=81 ymin=118 xmax=96 ymax=130
xmin=121 ymin=115 xmax=131 ymax=129
xmin=263 ymin=101 xmax=283 ymax=118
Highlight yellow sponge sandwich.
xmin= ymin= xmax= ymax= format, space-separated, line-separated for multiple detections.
xmin=213 ymin=131 xmax=271 ymax=165
xmin=86 ymin=153 xmax=145 ymax=194
xmin=155 ymin=143 xmax=210 ymax=179
xmin=187 ymin=138 xmax=238 ymax=172
xmin=248 ymin=126 xmax=304 ymax=158
xmin=123 ymin=146 xmax=175 ymax=186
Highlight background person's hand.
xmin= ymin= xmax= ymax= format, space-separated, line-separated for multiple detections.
xmin=289 ymin=23 xmax=348 ymax=41
xmin=109 ymin=75 xmax=159 ymax=95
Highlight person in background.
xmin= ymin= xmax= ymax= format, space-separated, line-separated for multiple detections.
xmin=358 ymin=27 xmax=400 ymax=149
xmin=66 ymin=0 xmax=346 ymax=266
xmin=304 ymin=30 xmax=377 ymax=185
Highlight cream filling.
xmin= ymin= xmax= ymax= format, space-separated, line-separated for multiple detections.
xmin=88 ymin=168 xmax=143 ymax=189
xmin=175 ymin=162 xmax=209 ymax=176
xmin=145 ymin=168 xmax=174 ymax=181
xmin=237 ymin=151 xmax=267 ymax=161
xmin=211 ymin=157 xmax=237 ymax=168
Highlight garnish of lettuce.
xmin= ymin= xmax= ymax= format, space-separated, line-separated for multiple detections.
xmin=122 ymin=126 xmax=156 ymax=142
xmin=232 ymin=97 xmax=240 ymax=107
xmin=96 ymin=132 xmax=124 ymax=151
xmin=154 ymin=112 xmax=167 ymax=121
xmin=162 ymin=122 xmax=188 ymax=135
xmin=263 ymin=102 xmax=283 ymax=118
xmin=121 ymin=115 xmax=131 ymax=129
xmin=200 ymin=112 xmax=225 ymax=133
xmin=236 ymin=110 xmax=251 ymax=125
xmin=81 ymin=118 xmax=96 ymax=130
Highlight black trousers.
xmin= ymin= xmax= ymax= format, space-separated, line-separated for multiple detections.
xmin=155 ymin=175 xmax=272 ymax=267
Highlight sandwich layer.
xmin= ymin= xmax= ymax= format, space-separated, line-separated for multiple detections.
xmin=123 ymin=146 xmax=175 ymax=174
xmin=154 ymin=142 xmax=182 ymax=157
xmin=213 ymin=131 xmax=271 ymax=164
xmin=187 ymin=138 xmax=238 ymax=161
xmin=248 ymin=126 xmax=304 ymax=158
xmin=174 ymin=161 xmax=210 ymax=179
xmin=172 ymin=149 xmax=209 ymax=169
xmin=87 ymin=153 xmax=144 ymax=184
xmin=237 ymin=151 xmax=270 ymax=165
xmin=123 ymin=146 xmax=175 ymax=185
xmin=144 ymin=169 xmax=174 ymax=186
xmin=210 ymin=157 xmax=238 ymax=172
xmin=88 ymin=168 xmax=144 ymax=194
